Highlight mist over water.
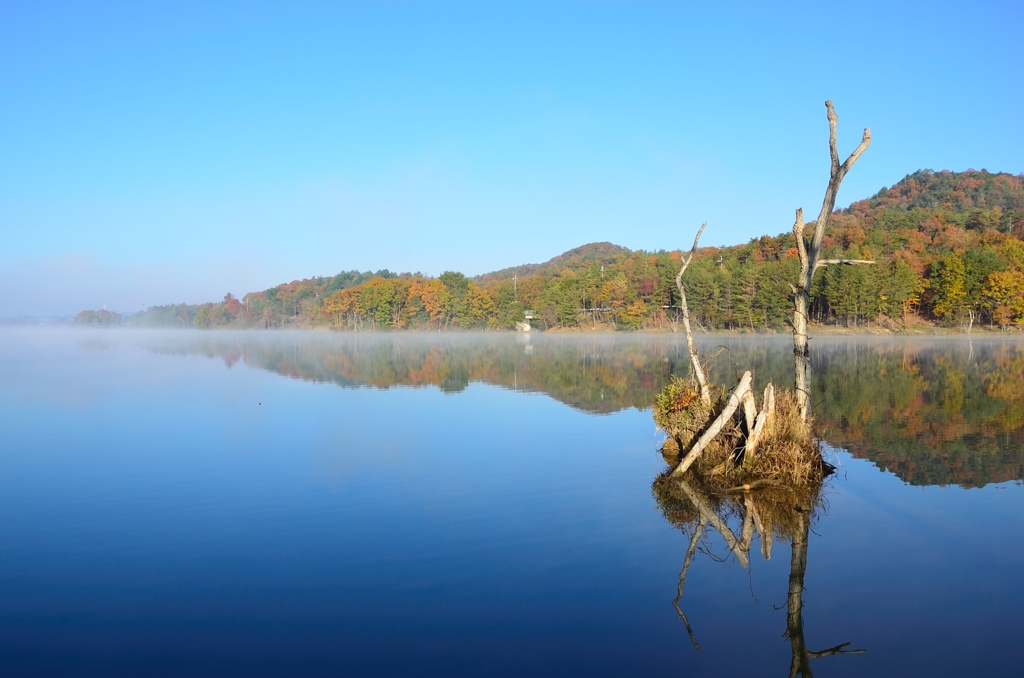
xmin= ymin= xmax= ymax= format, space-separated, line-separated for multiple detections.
xmin=1 ymin=328 xmax=1022 ymax=676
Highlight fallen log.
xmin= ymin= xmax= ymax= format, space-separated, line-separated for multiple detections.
xmin=672 ymin=371 xmax=752 ymax=477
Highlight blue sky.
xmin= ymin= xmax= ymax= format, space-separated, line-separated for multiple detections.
xmin=2 ymin=1 xmax=1022 ymax=316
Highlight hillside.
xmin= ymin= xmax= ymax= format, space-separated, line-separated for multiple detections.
xmin=475 ymin=242 xmax=632 ymax=283
xmin=842 ymin=169 xmax=1024 ymax=233
xmin=80 ymin=169 xmax=1024 ymax=332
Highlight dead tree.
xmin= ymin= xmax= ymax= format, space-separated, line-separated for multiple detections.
xmin=670 ymin=223 xmax=775 ymax=478
xmin=676 ymin=222 xmax=711 ymax=406
xmin=792 ymin=101 xmax=873 ymax=422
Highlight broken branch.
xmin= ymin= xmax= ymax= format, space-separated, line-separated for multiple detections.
xmin=672 ymin=371 xmax=752 ymax=477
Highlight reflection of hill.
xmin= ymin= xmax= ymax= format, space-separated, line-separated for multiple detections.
xmin=147 ymin=334 xmax=697 ymax=415
xmin=814 ymin=341 xmax=1024 ymax=488
xmin=143 ymin=333 xmax=1024 ymax=487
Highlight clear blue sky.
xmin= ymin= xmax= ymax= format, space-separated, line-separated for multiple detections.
xmin=2 ymin=1 xmax=1022 ymax=316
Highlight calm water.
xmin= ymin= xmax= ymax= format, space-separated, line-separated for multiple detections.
xmin=1 ymin=328 xmax=1022 ymax=676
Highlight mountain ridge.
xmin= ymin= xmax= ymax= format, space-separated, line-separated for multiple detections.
xmin=474 ymin=242 xmax=633 ymax=283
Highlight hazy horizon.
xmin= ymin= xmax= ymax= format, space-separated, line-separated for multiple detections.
xmin=3 ymin=1 xmax=1022 ymax=317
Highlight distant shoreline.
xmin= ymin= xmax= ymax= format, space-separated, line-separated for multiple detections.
xmin=7 ymin=323 xmax=1023 ymax=338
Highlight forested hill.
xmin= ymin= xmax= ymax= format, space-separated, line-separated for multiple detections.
xmin=842 ymin=169 xmax=1023 ymax=231
xmin=475 ymin=242 xmax=632 ymax=283
xmin=79 ymin=169 xmax=1024 ymax=332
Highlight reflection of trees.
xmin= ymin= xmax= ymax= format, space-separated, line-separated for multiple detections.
xmin=145 ymin=334 xmax=1024 ymax=487
xmin=814 ymin=342 xmax=1024 ymax=487
xmin=147 ymin=335 xmax=699 ymax=414
xmin=654 ymin=475 xmax=864 ymax=675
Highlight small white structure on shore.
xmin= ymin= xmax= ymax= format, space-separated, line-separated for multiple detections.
xmin=516 ymin=310 xmax=535 ymax=332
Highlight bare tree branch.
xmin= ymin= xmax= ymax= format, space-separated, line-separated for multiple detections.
xmin=676 ymin=222 xmax=711 ymax=406
xmin=809 ymin=102 xmax=872 ymax=272
xmin=808 ymin=642 xmax=867 ymax=659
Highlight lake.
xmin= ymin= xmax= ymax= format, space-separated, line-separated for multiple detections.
xmin=1 ymin=328 xmax=1022 ymax=676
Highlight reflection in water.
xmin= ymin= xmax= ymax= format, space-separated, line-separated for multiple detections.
xmin=815 ymin=341 xmax=1024 ymax=486
xmin=144 ymin=333 xmax=686 ymax=414
xmin=654 ymin=474 xmax=864 ymax=676
xmin=783 ymin=508 xmax=864 ymax=677
xmin=134 ymin=332 xmax=1024 ymax=487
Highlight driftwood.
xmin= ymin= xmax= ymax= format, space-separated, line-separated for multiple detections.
xmin=671 ymin=371 xmax=779 ymax=477
xmin=743 ymin=383 xmax=775 ymax=466
xmin=672 ymin=371 xmax=752 ymax=477
xmin=676 ymin=222 xmax=711 ymax=406
xmin=723 ymin=478 xmax=784 ymax=492
xmin=792 ymin=101 xmax=873 ymax=422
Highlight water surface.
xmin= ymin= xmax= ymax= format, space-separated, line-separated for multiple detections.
xmin=1 ymin=329 xmax=1022 ymax=676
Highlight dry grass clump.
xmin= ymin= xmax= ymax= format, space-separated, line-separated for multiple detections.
xmin=740 ymin=390 xmax=828 ymax=485
xmin=656 ymin=384 xmax=830 ymax=487
xmin=653 ymin=376 xmax=719 ymax=449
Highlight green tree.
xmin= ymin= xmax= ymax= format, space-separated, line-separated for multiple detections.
xmin=931 ymin=254 xmax=968 ymax=322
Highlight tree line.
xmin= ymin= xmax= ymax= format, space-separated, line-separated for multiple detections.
xmin=79 ymin=169 xmax=1024 ymax=332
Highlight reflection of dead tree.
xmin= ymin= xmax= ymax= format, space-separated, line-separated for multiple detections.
xmin=658 ymin=479 xmax=864 ymax=671
xmin=667 ymin=483 xmax=771 ymax=650
xmin=673 ymin=516 xmax=705 ymax=651
xmin=750 ymin=494 xmax=772 ymax=561
xmin=792 ymin=101 xmax=873 ymax=422
xmin=677 ymin=480 xmax=749 ymax=567
xmin=785 ymin=510 xmax=865 ymax=677
xmin=673 ymin=481 xmax=778 ymax=576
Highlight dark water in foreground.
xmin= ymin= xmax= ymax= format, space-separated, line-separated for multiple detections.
xmin=1 ymin=328 xmax=1022 ymax=676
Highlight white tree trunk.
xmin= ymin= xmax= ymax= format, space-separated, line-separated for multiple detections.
xmin=676 ymin=222 xmax=711 ymax=406
xmin=791 ymin=101 xmax=872 ymax=422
